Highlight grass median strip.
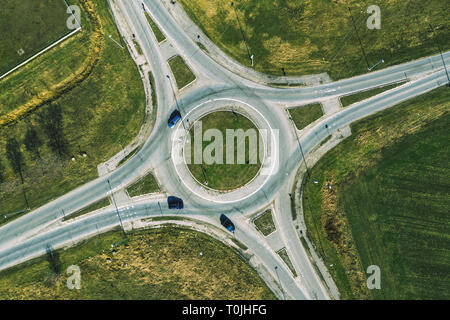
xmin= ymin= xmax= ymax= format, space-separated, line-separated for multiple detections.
xmin=0 ymin=227 xmax=275 ymax=299
xmin=340 ymin=83 xmax=403 ymax=108
xmin=302 ymin=86 xmax=449 ymax=299
xmin=276 ymin=248 xmax=297 ymax=278
xmin=167 ymin=55 xmax=196 ymax=89
xmin=288 ymin=103 xmax=323 ymax=130
xmin=145 ymin=12 xmax=166 ymax=43
xmin=126 ymin=172 xmax=160 ymax=197
xmin=63 ymin=197 xmax=111 ymax=221
xmin=253 ymin=210 xmax=276 ymax=236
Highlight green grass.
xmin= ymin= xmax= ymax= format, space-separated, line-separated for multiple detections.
xmin=0 ymin=0 xmax=70 ymax=75
xmin=178 ymin=0 xmax=449 ymax=79
xmin=276 ymin=248 xmax=297 ymax=277
xmin=231 ymin=238 xmax=248 ymax=251
xmin=0 ymin=0 xmax=145 ymax=221
xmin=340 ymin=83 xmax=403 ymax=108
xmin=63 ymin=197 xmax=111 ymax=221
xmin=197 ymin=41 xmax=208 ymax=53
xmin=145 ymin=12 xmax=166 ymax=43
xmin=186 ymin=111 xmax=261 ymax=191
xmin=132 ymin=39 xmax=143 ymax=55
xmin=288 ymin=103 xmax=323 ymax=130
xmin=167 ymin=55 xmax=196 ymax=89
xmin=303 ymin=86 xmax=449 ymax=299
xmin=0 ymin=0 xmax=90 ymax=117
xmin=0 ymin=227 xmax=275 ymax=300
xmin=148 ymin=71 xmax=157 ymax=109
xmin=117 ymin=146 xmax=142 ymax=167
xmin=253 ymin=210 xmax=276 ymax=236
xmin=126 ymin=172 xmax=160 ymax=197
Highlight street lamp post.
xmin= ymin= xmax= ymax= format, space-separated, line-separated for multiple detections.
xmin=274 ymin=266 xmax=286 ymax=300
xmin=108 ymin=34 xmax=124 ymax=49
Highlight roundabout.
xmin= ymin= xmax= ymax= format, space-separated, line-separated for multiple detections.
xmin=0 ymin=0 xmax=448 ymax=301
xmin=171 ymin=98 xmax=280 ymax=203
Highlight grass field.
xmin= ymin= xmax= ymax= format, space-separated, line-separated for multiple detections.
xmin=179 ymin=0 xmax=450 ymax=79
xmin=127 ymin=172 xmax=160 ymax=197
xmin=0 ymin=0 xmax=146 ymax=221
xmin=186 ymin=111 xmax=261 ymax=191
xmin=302 ymin=86 xmax=449 ymax=299
xmin=288 ymin=103 xmax=323 ymax=130
xmin=0 ymin=227 xmax=275 ymax=300
xmin=168 ymin=55 xmax=196 ymax=89
xmin=0 ymin=0 xmax=70 ymax=75
xmin=253 ymin=210 xmax=276 ymax=236
xmin=0 ymin=0 xmax=91 ymax=118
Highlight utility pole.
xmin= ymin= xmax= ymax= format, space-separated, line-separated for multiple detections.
xmin=107 ymin=179 xmax=126 ymax=237
xmin=231 ymin=2 xmax=252 ymax=65
xmin=22 ymin=186 xmax=30 ymax=210
xmin=347 ymin=6 xmax=370 ymax=70
xmin=429 ymin=23 xmax=450 ymax=87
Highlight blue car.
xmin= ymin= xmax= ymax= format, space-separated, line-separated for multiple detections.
xmin=168 ymin=110 xmax=181 ymax=128
xmin=220 ymin=214 xmax=235 ymax=233
xmin=168 ymin=196 xmax=183 ymax=209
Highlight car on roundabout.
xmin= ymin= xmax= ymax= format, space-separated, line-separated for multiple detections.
xmin=168 ymin=110 xmax=182 ymax=128
xmin=220 ymin=214 xmax=235 ymax=233
xmin=167 ymin=196 xmax=184 ymax=209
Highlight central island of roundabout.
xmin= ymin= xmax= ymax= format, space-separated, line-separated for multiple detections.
xmin=171 ymin=98 xmax=280 ymax=203
xmin=185 ymin=109 xmax=262 ymax=191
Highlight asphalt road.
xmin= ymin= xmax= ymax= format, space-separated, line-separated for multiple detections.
xmin=0 ymin=0 xmax=448 ymax=300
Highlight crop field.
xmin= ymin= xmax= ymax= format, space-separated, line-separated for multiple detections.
xmin=302 ymin=86 xmax=449 ymax=299
xmin=179 ymin=0 xmax=450 ymax=79
xmin=0 ymin=0 xmax=71 ymax=75
xmin=0 ymin=227 xmax=275 ymax=299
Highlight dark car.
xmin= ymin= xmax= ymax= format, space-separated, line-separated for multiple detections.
xmin=168 ymin=196 xmax=183 ymax=209
xmin=168 ymin=110 xmax=182 ymax=128
xmin=220 ymin=214 xmax=235 ymax=233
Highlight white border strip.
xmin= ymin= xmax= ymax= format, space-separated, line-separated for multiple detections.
xmin=0 ymin=27 xmax=81 ymax=81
